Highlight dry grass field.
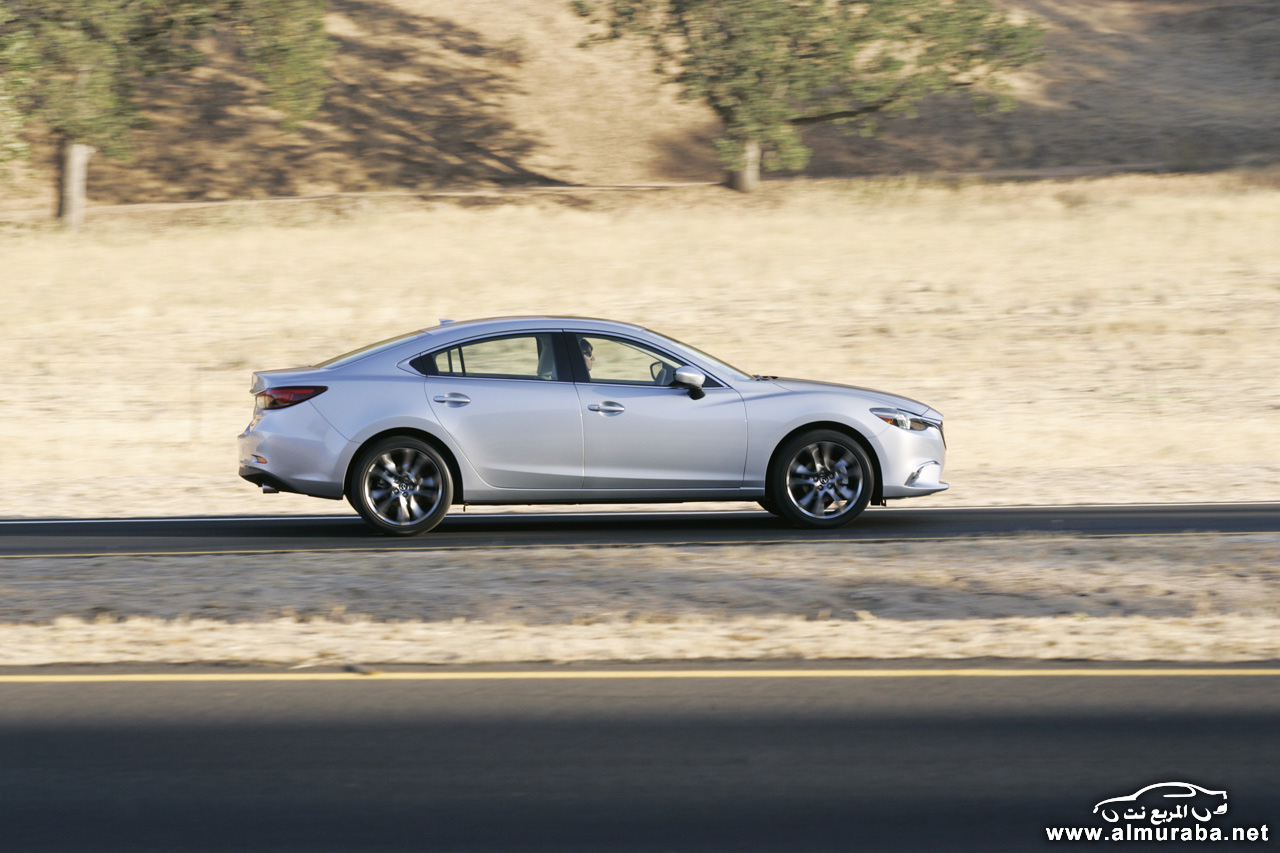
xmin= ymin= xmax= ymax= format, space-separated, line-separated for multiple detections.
xmin=1 ymin=0 xmax=1277 ymax=666
xmin=2 ymin=171 xmax=1278 ymax=518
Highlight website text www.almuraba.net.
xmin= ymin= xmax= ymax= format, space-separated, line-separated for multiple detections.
xmin=1047 ymin=824 xmax=1270 ymax=843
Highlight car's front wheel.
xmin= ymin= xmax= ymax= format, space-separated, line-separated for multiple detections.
xmin=768 ymin=429 xmax=874 ymax=529
xmin=349 ymin=437 xmax=453 ymax=536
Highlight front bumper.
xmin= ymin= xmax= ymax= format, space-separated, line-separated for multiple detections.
xmin=898 ymin=461 xmax=948 ymax=496
xmin=876 ymin=422 xmax=949 ymax=499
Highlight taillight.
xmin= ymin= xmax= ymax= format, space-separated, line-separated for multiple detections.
xmin=256 ymin=386 xmax=328 ymax=410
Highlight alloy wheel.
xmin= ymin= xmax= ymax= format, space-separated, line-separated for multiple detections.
xmin=361 ymin=447 xmax=443 ymax=527
xmin=783 ymin=439 xmax=866 ymax=521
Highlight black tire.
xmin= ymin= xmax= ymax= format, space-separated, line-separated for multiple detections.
xmin=758 ymin=496 xmax=782 ymax=517
xmin=768 ymin=429 xmax=874 ymax=529
xmin=348 ymin=436 xmax=453 ymax=536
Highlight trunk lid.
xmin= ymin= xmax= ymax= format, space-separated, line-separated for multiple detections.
xmin=249 ymin=367 xmax=330 ymax=395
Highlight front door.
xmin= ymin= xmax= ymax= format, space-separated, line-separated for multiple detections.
xmin=570 ymin=333 xmax=747 ymax=490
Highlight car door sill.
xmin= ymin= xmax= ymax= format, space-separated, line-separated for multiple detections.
xmin=461 ymin=489 xmax=759 ymax=505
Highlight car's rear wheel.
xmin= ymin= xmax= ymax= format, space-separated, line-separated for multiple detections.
xmin=769 ymin=429 xmax=873 ymax=529
xmin=349 ymin=437 xmax=453 ymax=536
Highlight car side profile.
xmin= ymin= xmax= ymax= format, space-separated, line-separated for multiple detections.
xmin=238 ymin=317 xmax=947 ymax=535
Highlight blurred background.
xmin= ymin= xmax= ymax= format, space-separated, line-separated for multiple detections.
xmin=2 ymin=0 xmax=1278 ymax=518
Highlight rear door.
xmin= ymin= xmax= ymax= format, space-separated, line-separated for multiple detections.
xmin=421 ymin=332 xmax=583 ymax=489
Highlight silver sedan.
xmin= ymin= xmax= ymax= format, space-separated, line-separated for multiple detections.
xmin=238 ymin=317 xmax=947 ymax=535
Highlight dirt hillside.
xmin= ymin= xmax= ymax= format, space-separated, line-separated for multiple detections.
xmin=2 ymin=0 xmax=1277 ymax=211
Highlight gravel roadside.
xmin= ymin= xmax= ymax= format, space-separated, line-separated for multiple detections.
xmin=3 ymin=535 xmax=1278 ymax=665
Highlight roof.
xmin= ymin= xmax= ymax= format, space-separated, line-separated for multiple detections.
xmin=419 ymin=315 xmax=648 ymax=336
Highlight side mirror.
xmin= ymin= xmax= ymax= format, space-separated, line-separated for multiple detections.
xmin=673 ymin=365 xmax=706 ymax=400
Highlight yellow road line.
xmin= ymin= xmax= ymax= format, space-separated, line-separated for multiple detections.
xmin=3 ymin=530 xmax=1278 ymax=560
xmin=1 ymin=669 xmax=1279 ymax=684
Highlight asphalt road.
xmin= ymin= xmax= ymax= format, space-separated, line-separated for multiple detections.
xmin=1 ymin=664 xmax=1277 ymax=851
xmin=2 ymin=502 xmax=1279 ymax=557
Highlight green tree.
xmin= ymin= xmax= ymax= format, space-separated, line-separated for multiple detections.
xmin=0 ymin=0 xmax=330 ymax=227
xmin=0 ymin=7 xmax=35 ymax=166
xmin=572 ymin=0 xmax=1043 ymax=190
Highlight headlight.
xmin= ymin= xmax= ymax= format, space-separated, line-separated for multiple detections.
xmin=871 ymin=407 xmax=938 ymax=433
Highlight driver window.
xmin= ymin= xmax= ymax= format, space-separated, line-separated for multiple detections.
xmin=575 ymin=335 xmax=681 ymax=385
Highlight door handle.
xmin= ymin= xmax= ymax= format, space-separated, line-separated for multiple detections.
xmin=588 ymin=402 xmax=626 ymax=414
xmin=432 ymin=393 xmax=471 ymax=406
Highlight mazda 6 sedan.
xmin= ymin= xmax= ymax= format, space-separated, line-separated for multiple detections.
xmin=238 ymin=317 xmax=947 ymax=535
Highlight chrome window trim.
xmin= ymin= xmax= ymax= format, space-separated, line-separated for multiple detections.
xmin=400 ymin=329 xmax=570 ymax=382
xmin=400 ymin=327 xmax=730 ymax=388
xmin=423 ymin=373 xmax=566 ymax=385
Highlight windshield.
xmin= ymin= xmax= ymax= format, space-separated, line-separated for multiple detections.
xmin=314 ymin=329 xmax=426 ymax=368
xmin=648 ymin=328 xmax=753 ymax=382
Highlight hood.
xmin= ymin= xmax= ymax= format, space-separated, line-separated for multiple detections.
xmin=767 ymin=377 xmax=936 ymax=416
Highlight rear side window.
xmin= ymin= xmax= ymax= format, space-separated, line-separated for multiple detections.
xmin=415 ymin=334 xmax=560 ymax=381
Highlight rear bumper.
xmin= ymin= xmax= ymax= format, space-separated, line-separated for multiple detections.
xmin=239 ymin=466 xmax=307 ymax=496
xmin=237 ymin=401 xmax=350 ymax=500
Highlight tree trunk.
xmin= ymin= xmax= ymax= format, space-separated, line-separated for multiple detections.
xmin=57 ymin=140 xmax=95 ymax=230
xmin=726 ymin=139 xmax=761 ymax=192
